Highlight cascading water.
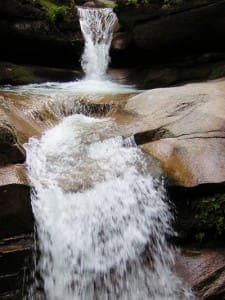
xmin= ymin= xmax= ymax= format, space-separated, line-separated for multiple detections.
xmin=23 ymin=7 xmax=195 ymax=300
xmin=78 ymin=7 xmax=117 ymax=80
xmin=25 ymin=115 xmax=194 ymax=300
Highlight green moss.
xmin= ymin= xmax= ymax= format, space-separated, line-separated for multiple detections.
xmin=10 ymin=65 xmax=43 ymax=84
xmin=38 ymin=0 xmax=67 ymax=21
xmin=210 ymin=67 xmax=225 ymax=80
xmin=12 ymin=66 xmax=37 ymax=83
xmin=194 ymin=193 xmax=225 ymax=242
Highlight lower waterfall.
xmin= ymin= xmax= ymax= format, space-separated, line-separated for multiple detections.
xmin=25 ymin=114 xmax=194 ymax=300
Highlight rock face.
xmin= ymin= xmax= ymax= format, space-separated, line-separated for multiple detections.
xmin=0 ymin=234 xmax=33 ymax=299
xmin=0 ymin=0 xmax=82 ymax=68
xmin=115 ymin=79 xmax=225 ymax=187
xmin=176 ymin=248 xmax=225 ymax=299
xmin=0 ymin=121 xmax=26 ymax=166
xmin=114 ymin=0 xmax=225 ymax=65
xmin=0 ymin=61 xmax=82 ymax=85
xmin=0 ymin=91 xmax=35 ymax=299
xmin=0 ymin=164 xmax=33 ymax=239
xmin=127 ymin=56 xmax=225 ymax=89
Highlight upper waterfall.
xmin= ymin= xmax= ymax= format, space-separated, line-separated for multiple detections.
xmin=77 ymin=7 xmax=117 ymax=80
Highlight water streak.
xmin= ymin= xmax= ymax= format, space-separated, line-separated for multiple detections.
xmin=78 ymin=7 xmax=117 ymax=79
xmin=25 ymin=115 xmax=194 ymax=300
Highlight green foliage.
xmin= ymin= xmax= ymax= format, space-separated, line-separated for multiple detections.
xmin=194 ymin=193 xmax=225 ymax=242
xmin=210 ymin=67 xmax=225 ymax=80
xmin=38 ymin=0 xmax=67 ymax=21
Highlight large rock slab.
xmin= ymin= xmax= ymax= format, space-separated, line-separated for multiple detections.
xmin=120 ymin=79 xmax=225 ymax=187
xmin=116 ymin=0 xmax=225 ymax=65
xmin=133 ymin=1 xmax=225 ymax=54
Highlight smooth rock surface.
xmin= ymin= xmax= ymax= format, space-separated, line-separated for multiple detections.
xmin=0 ymin=92 xmax=46 ymax=143
xmin=117 ymin=79 xmax=225 ymax=187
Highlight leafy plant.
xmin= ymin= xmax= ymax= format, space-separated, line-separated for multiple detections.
xmin=38 ymin=0 xmax=67 ymax=21
xmin=194 ymin=193 xmax=225 ymax=241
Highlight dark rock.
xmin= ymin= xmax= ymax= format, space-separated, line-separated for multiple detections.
xmin=134 ymin=1 xmax=225 ymax=54
xmin=0 ymin=0 xmax=83 ymax=68
xmin=0 ymin=234 xmax=34 ymax=299
xmin=0 ymin=61 xmax=82 ymax=85
xmin=0 ymin=121 xmax=26 ymax=166
xmin=127 ymin=57 xmax=225 ymax=89
xmin=113 ymin=0 xmax=225 ymax=66
xmin=0 ymin=0 xmax=46 ymax=19
xmin=0 ymin=164 xmax=33 ymax=239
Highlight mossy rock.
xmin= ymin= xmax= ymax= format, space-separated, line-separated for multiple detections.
xmin=0 ymin=62 xmax=82 ymax=85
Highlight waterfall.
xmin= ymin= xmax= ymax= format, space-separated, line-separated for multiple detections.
xmin=77 ymin=7 xmax=117 ymax=79
xmin=23 ymin=6 xmax=195 ymax=300
xmin=25 ymin=115 xmax=194 ymax=300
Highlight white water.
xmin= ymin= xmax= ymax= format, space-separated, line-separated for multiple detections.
xmin=1 ymin=79 xmax=138 ymax=96
xmin=21 ymin=7 xmax=194 ymax=300
xmin=25 ymin=115 xmax=194 ymax=300
xmin=78 ymin=7 xmax=117 ymax=80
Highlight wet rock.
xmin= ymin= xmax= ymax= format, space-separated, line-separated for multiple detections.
xmin=0 ymin=92 xmax=45 ymax=143
xmin=0 ymin=121 xmax=25 ymax=166
xmin=176 ymin=248 xmax=225 ymax=299
xmin=127 ymin=58 xmax=225 ymax=89
xmin=0 ymin=61 xmax=82 ymax=85
xmin=0 ymin=164 xmax=33 ymax=238
xmin=117 ymin=79 xmax=225 ymax=187
xmin=112 ymin=32 xmax=131 ymax=50
xmin=0 ymin=234 xmax=34 ymax=299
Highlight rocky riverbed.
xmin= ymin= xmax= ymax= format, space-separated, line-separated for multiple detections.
xmin=0 ymin=78 xmax=225 ymax=298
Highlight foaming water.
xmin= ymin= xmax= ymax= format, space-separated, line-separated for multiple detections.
xmin=0 ymin=79 xmax=138 ymax=96
xmin=78 ymin=7 xmax=117 ymax=79
xmin=25 ymin=114 xmax=194 ymax=300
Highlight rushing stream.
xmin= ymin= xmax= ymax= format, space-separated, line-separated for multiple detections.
xmin=25 ymin=115 xmax=193 ymax=300
xmin=20 ymin=6 xmax=195 ymax=300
